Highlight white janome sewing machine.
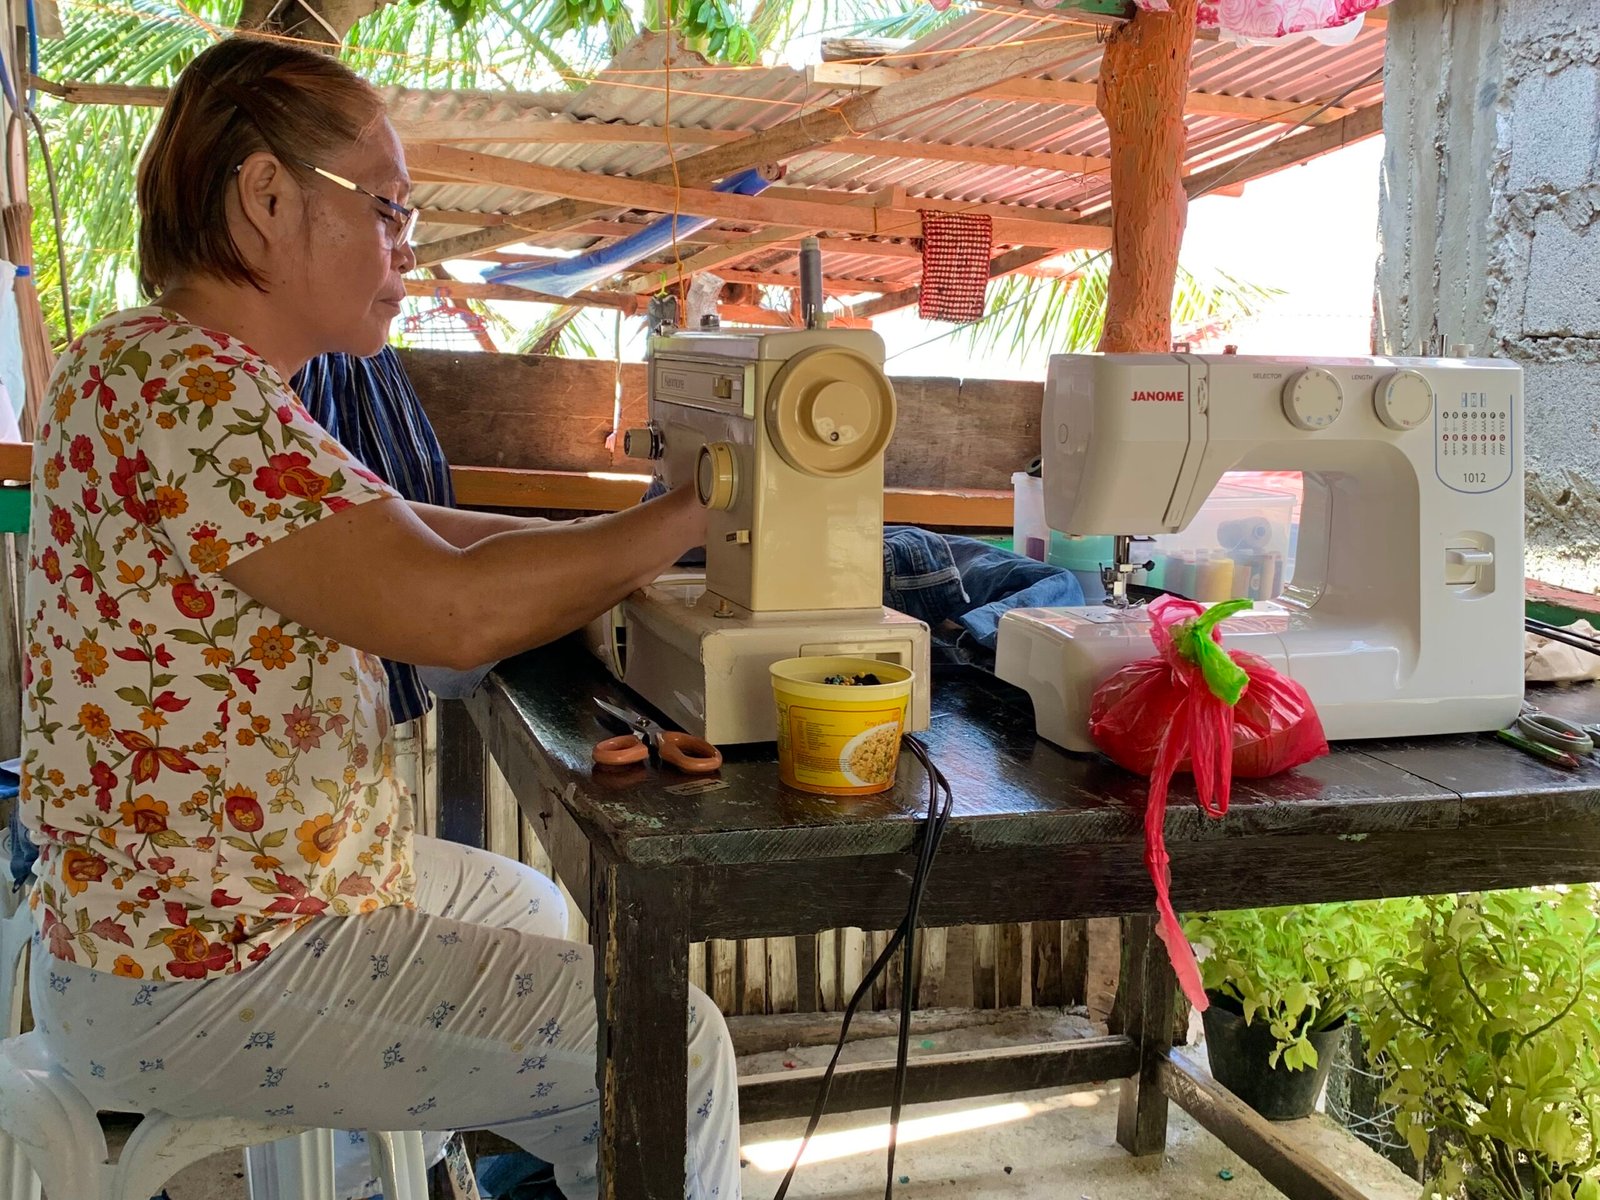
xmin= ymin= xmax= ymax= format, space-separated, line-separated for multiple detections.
xmin=995 ymin=353 xmax=1525 ymax=752
xmin=592 ymin=309 xmax=931 ymax=745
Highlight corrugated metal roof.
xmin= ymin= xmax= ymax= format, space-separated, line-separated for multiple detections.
xmin=402 ymin=8 xmax=1385 ymax=288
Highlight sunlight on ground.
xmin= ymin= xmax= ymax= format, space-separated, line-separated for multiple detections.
xmin=743 ymin=1101 xmax=1042 ymax=1173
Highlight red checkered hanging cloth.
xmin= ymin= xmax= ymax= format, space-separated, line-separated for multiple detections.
xmin=917 ymin=211 xmax=993 ymax=323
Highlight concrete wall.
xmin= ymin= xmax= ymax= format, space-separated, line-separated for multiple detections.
xmin=1376 ymin=0 xmax=1600 ymax=591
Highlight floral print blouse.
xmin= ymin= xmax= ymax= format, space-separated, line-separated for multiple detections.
xmin=19 ymin=307 xmax=416 ymax=981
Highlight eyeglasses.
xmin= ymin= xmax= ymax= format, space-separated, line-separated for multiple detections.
xmin=298 ymin=161 xmax=418 ymax=249
xmin=233 ymin=159 xmax=418 ymax=248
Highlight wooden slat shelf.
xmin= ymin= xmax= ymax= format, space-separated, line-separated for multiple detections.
xmin=0 ymin=445 xmax=1013 ymax=529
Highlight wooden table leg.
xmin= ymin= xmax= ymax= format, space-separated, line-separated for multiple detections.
xmin=1113 ymin=914 xmax=1176 ymax=1157
xmin=593 ymin=861 xmax=690 ymax=1199
xmin=436 ymin=698 xmax=487 ymax=850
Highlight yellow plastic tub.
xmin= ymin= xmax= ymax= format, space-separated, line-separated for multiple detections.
xmin=770 ymin=657 xmax=914 ymax=796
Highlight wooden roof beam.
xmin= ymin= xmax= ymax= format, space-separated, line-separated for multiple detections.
xmin=405 ymin=144 xmax=1114 ymax=251
xmin=403 ymin=277 xmax=644 ymax=313
xmin=405 ymin=119 xmax=1112 ymax=176
xmin=413 ymin=28 xmax=1104 ymax=265
xmin=465 ymin=252 xmax=892 ymax=294
xmin=763 ymin=183 xmax=1088 ymax=227
xmin=807 ymin=61 xmax=1355 ymax=126
xmin=1180 ymin=101 xmax=1383 ymax=199
xmin=422 ymin=220 xmax=918 ymax=256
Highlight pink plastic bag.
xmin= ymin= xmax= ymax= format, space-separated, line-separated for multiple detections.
xmin=1088 ymin=596 xmax=1328 ymax=1011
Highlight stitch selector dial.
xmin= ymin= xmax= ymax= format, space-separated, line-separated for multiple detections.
xmin=1281 ymin=367 xmax=1344 ymax=431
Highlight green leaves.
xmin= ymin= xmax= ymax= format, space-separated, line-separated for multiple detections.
xmin=675 ymin=0 xmax=756 ymax=63
xmin=1183 ymin=898 xmax=1421 ymax=1072
xmin=1362 ymin=888 xmax=1600 ymax=1200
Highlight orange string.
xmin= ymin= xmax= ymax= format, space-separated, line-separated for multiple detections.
xmin=661 ymin=3 xmax=686 ymax=297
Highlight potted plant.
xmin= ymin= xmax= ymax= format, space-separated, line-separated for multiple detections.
xmin=1364 ymin=888 xmax=1600 ymax=1200
xmin=1183 ymin=899 xmax=1418 ymax=1120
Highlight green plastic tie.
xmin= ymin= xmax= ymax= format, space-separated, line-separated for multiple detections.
xmin=1172 ymin=599 xmax=1253 ymax=706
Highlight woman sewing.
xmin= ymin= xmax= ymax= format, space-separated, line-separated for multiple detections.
xmin=18 ymin=35 xmax=740 ymax=1199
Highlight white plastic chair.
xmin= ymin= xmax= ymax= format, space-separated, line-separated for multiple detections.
xmin=0 ymin=904 xmax=428 ymax=1200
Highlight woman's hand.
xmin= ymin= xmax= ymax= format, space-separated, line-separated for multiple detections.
xmin=222 ymin=485 xmax=711 ymax=670
xmin=660 ymin=483 xmax=709 ymax=555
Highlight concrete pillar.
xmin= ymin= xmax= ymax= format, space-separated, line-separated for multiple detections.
xmin=1376 ymin=0 xmax=1600 ymax=590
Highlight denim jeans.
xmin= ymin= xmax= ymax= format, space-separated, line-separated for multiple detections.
xmin=882 ymin=527 xmax=1083 ymax=654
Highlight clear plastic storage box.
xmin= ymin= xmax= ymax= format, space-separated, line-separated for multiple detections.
xmin=1013 ymin=471 xmax=1300 ymax=603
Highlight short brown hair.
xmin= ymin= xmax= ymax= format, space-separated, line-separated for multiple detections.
xmin=136 ymin=36 xmax=385 ymax=297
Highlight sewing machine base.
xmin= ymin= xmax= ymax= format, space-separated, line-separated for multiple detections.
xmin=995 ymin=603 xmax=1525 ymax=753
xmin=590 ymin=576 xmax=932 ymax=745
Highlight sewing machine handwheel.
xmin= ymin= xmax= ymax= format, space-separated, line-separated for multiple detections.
xmin=767 ymin=347 xmax=896 ymax=477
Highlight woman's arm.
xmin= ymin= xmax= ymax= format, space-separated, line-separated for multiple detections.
xmin=407 ymin=502 xmax=557 ymax=550
xmin=223 ymin=487 xmax=705 ymax=671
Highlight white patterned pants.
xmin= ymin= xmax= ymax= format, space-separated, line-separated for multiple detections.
xmin=30 ymin=837 xmax=742 ymax=1199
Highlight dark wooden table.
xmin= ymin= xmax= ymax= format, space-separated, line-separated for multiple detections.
xmin=439 ymin=637 xmax=1600 ymax=1200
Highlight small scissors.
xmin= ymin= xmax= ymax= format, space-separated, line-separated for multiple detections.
xmin=592 ymin=698 xmax=723 ymax=774
xmin=1516 ymin=704 xmax=1599 ymax=756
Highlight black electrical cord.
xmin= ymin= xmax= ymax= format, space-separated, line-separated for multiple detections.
xmin=772 ymin=734 xmax=954 ymax=1200
xmin=1527 ymin=617 xmax=1600 ymax=659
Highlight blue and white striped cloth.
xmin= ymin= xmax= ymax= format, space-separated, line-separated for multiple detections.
xmin=292 ymin=348 xmax=456 ymax=727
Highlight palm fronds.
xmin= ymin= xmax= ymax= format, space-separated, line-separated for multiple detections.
xmin=514 ymin=304 xmax=612 ymax=356
xmin=956 ymin=252 xmax=1281 ymax=364
xmin=27 ymin=0 xmax=231 ymax=341
xmin=29 ymin=0 xmax=613 ymax=344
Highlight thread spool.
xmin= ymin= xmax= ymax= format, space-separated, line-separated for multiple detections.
xmin=1195 ymin=554 xmax=1233 ymax=602
xmin=1236 ymin=553 xmax=1267 ymax=600
xmin=1165 ymin=553 xmax=1194 ymax=599
xmin=1263 ymin=552 xmax=1284 ymax=598
xmin=1228 ymin=560 xmax=1254 ymax=604
xmin=1218 ymin=517 xmax=1272 ymax=552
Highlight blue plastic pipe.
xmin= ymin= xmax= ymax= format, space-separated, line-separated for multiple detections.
xmin=481 ymin=167 xmax=775 ymax=298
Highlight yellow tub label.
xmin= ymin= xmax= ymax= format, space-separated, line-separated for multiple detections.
xmin=776 ymin=700 xmax=908 ymax=796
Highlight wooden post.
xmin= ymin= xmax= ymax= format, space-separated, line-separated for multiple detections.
xmin=592 ymin=862 xmax=690 ymax=1199
xmin=1113 ymin=915 xmax=1177 ymax=1156
xmin=435 ymin=699 xmax=487 ymax=850
xmin=1095 ymin=0 xmax=1201 ymax=353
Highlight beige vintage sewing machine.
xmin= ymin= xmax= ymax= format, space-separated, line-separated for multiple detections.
xmin=590 ymin=319 xmax=931 ymax=745
xmin=995 ymin=353 xmax=1526 ymax=752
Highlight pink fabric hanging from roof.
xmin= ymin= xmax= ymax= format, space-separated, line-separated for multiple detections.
xmin=1134 ymin=0 xmax=1388 ymax=40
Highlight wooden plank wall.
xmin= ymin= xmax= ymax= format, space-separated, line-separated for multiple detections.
xmin=402 ymin=349 xmax=648 ymax=475
xmin=397 ymin=348 xmax=1043 ymax=491
xmin=398 ymin=348 xmax=1079 ymax=1017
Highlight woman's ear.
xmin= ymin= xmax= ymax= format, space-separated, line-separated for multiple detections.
xmin=232 ymin=152 xmax=305 ymax=263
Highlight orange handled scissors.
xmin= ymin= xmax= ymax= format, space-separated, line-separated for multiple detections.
xmin=591 ymin=698 xmax=723 ymax=774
